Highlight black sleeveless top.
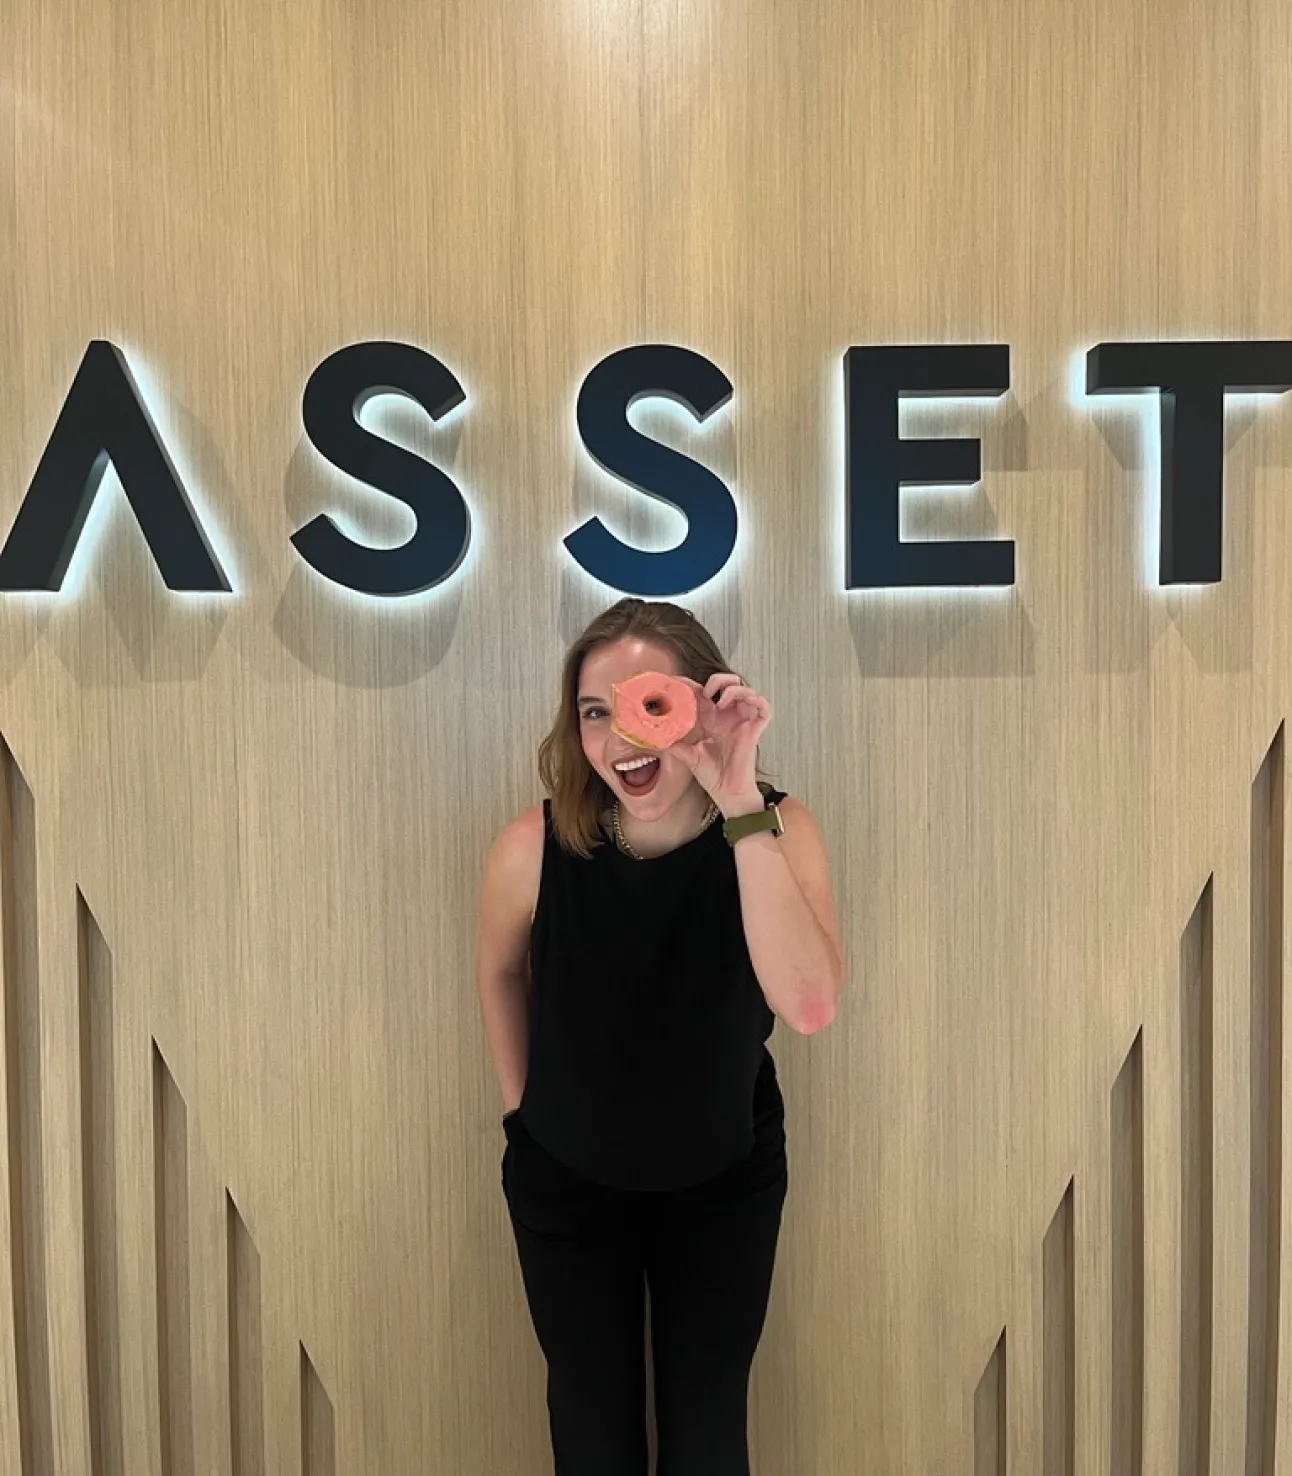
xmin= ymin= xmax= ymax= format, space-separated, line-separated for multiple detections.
xmin=516 ymin=786 xmax=786 ymax=1192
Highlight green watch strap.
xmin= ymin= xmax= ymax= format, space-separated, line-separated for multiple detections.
xmin=723 ymin=801 xmax=784 ymax=847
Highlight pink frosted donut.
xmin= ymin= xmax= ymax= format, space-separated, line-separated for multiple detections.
xmin=610 ymin=671 xmax=697 ymax=750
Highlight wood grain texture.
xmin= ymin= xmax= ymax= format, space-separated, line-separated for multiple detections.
xmin=1111 ymin=1030 xmax=1146 ymax=1476
xmin=1 ymin=738 xmax=53 ymax=1475
xmin=1247 ymin=727 xmax=1284 ymax=1476
xmin=1180 ymin=880 xmax=1215 ymax=1476
xmin=228 ymin=1192 xmax=265 ymax=1476
xmin=152 ymin=1043 xmax=193 ymax=1476
xmin=1044 ymin=1179 xmax=1076 ymax=1476
xmin=78 ymin=890 xmax=124 ymax=1476
xmin=0 ymin=0 xmax=1291 ymax=1471
xmin=974 ymin=1330 xmax=1007 ymax=1476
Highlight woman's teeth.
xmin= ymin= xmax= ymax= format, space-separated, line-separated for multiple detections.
xmin=615 ymin=756 xmax=660 ymax=790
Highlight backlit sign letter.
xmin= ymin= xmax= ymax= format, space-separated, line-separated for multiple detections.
xmin=844 ymin=344 xmax=1014 ymax=589
xmin=1086 ymin=340 xmax=1292 ymax=584
xmin=567 ymin=345 xmax=736 ymax=596
xmin=294 ymin=341 xmax=470 ymax=596
xmin=0 ymin=340 xmax=229 ymax=592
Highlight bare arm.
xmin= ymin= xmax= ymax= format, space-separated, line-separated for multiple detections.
xmin=474 ymin=805 xmax=543 ymax=1112
xmin=727 ymin=794 xmax=844 ymax=1035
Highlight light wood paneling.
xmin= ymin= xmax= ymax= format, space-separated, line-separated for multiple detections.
xmin=2 ymin=0 xmax=1292 ymax=1471
xmin=1179 ymin=880 xmax=1215 ymax=1476
xmin=1043 ymin=1178 xmax=1076 ymax=1476
xmin=1248 ymin=728 xmax=1285 ymax=1476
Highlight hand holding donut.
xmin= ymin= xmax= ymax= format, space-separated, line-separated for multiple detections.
xmin=669 ymin=673 xmax=771 ymax=812
xmin=610 ymin=670 xmax=771 ymax=814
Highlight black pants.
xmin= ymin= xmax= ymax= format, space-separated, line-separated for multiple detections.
xmin=502 ymin=1112 xmax=787 ymax=1476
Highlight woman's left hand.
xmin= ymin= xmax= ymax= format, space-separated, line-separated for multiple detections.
xmin=670 ymin=674 xmax=772 ymax=813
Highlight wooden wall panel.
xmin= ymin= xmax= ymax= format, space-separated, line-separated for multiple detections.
xmin=2 ymin=0 xmax=1292 ymax=1471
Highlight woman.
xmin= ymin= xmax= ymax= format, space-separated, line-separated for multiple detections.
xmin=475 ymin=597 xmax=843 ymax=1475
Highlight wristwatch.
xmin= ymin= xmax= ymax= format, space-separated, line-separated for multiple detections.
xmin=723 ymin=800 xmax=784 ymax=847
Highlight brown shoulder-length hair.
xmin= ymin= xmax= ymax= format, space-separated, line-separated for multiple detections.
xmin=537 ymin=598 xmax=776 ymax=858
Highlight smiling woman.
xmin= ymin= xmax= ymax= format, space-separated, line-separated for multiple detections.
xmin=474 ymin=595 xmax=843 ymax=1475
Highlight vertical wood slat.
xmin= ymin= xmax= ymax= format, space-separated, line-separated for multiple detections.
xmin=1180 ymin=880 xmax=1215 ymax=1476
xmin=153 ymin=1042 xmax=194 ymax=1476
xmin=1043 ymin=1178 xmax=1076 ymax=1476
xmin=0 ymin=69 xmax=19 ymax=1476
xmin=79 ymin=891 xmax=124 ymax=1476
xmin=1 ymin=737 xmax=54 ymax=1475
xmin=0 ymin=918 xmax=18 ymax=1476
xmin=186 ymin=1139 xmax=235 ymax=1476
xmin=1077 ymin=1094 xmax=1113 ymax=1476
xmin=112 ymin=1007 xmax=163 ymax=1476
xmin=974 ymin=1330 xmax=1006 ymax=1476
xmin=1247 ymin=726 xmax=1284 ymax=1476
xmin=1201 ymin=805 xmax=1253 ymax=1476
xmin=229 ymin=1191 xmax=266 ymax=1476
xmin=301 ymin=1344 xmax=336 ymax=1476
xmin=1111 ymin=1029 xmax=1146 ymax=1476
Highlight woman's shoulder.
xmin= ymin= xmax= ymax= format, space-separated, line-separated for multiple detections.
xmin=493 ymin=801 xmax=546 ymax=852
xmin=478 ymin=806 xmax=546 ymax=932
xmin=483 ymin=803 xmax=546 ymax=893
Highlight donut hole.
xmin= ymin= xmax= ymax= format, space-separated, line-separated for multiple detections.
xmin=610 ymin=672 xmax=697 ymax=750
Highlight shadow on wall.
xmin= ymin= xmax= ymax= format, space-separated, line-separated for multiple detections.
xmin=1079 ymin=386 xmax=1264 ymax=679
xmin=273 ymin=408 xmax=467 ymax=690
xmin=843 ymin=391 xmax=1036 ymax=681
xmin=20 ymin=382 xmax=253 ymax=692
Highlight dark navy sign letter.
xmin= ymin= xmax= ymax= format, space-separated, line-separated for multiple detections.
xmin=0 ymin=340 xmax=230 ymax=592
xmin=844 ymin=344 xmax=1014 ymax=589
xmin=294 ymin=341 xmax=470 ymax=597
xmin=566 ymin=345 xmax=736 ymax=596
xmin=1086 ymin=340 xmax=1292 ymax=584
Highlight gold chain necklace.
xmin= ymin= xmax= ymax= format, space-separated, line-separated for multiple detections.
xmin=611 ymin=796 xmax=719 ymax=860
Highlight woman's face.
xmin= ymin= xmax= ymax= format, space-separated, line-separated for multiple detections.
xmin=576 ymin=636 xmax=700 ymax=819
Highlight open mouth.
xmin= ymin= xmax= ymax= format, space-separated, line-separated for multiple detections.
xmin=613 ymin=755 xmax=661 ymax=796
